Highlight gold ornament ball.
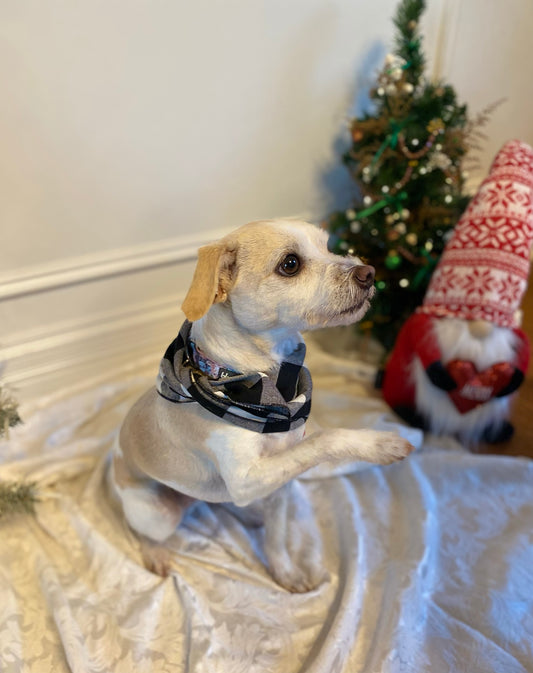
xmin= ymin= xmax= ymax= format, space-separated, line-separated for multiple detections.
xmin=395 ymin=222 xmax=407 ymax=235
xmin=427 ymin=118 xmax=445 ymax=134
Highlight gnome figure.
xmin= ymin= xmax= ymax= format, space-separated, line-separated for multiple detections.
xmin=382 ymin=140 xmax=532 ymax=444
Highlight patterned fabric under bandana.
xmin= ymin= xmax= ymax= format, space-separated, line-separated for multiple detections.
xmin=156 ymin=321 xmax=312 ymax=434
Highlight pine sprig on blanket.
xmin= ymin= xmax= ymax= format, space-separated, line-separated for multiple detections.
xmin=0 ymin=385 xmax=22 ymax=438
xmin=0 ymin=482 xmax=37 ymax=519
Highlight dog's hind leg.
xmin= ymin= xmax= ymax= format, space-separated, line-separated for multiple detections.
xmin=108 ymin=443 xmax=194 ymax=574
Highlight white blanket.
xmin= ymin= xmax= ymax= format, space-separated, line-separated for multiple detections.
xmin=1 ymin=346 xmax=532 ymax=673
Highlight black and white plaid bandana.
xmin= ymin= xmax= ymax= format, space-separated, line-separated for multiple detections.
xmin=156 ymin=321 xmax=312 ymax=434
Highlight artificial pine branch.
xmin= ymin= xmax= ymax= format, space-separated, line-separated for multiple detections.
xmin=0 ymin=386 xmax=22 ymax=439
xmin=393 ymin=0 xmax=425 ymax=30
xmin=0 ymin=482 xmax=37 ymax=519
xmin=393 ymin=0 xmax=426 ymax=83
xmin=464 ymin=98 xmax=506 ymax=150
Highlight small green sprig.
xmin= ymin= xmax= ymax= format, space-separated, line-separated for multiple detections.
xmin=0 ymin=386 xmax=22 ymax=439
xmin=0 ymin=482 xmax=37 ymax=519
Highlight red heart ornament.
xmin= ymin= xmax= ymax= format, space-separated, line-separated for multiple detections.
xmin=445 ymin=360 xmax=515 ymax=414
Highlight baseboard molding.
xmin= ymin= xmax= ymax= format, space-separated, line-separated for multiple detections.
xmin=0 ymin=226 xmax=233 ymax=301
xmin=1 ymin=295 xmax=182 ymax=401
xmin=0 ymin=226 xmax=232 ymax=400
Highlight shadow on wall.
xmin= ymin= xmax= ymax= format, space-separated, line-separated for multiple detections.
xmin=317 ymin=40 xmax=386 ymax=221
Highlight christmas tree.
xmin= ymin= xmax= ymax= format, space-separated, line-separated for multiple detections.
xmin=326 ymin=0 xmax=493 ymax=352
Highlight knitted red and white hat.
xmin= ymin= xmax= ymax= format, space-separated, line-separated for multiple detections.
xmin=419 ymin=139 xmax=533 ymax=328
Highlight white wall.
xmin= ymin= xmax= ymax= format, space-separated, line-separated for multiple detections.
xmin=430 ymin=0 xmax=533 ymax=171
xmin=0 ymin=0 xmax=401 ymax=271
xmin=1 ymin=0 xmax=532 ymax=399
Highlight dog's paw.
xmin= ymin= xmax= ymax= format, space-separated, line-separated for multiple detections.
xmin=270 ymin=562 xmax=327 ymax=594
xmin=374 ymin=432 xmax=415 ymax=465
xmin=140 ymin=538 xmax=174 ymax=577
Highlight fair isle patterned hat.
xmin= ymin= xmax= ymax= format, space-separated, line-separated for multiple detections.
xmin=419 ymin=139 xmax=533 ymax=327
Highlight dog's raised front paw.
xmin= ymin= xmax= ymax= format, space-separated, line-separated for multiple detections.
xmin=374 ymin=432 xmax=415 ymax=465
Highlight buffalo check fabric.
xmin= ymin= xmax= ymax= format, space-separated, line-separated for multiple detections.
xmin=157 ymin=320 xmax=312 ymax=433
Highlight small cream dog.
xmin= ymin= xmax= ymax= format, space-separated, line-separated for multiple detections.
xmin=110 ymin=219 xmax=413 ymax=591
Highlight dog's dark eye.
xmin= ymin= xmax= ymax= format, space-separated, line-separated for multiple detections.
xmin=278 ymin=254 xmax=301 ymax=277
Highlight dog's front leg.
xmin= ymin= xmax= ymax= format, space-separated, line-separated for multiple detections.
xmin=221 ymin=428 xmax=413 ymax=507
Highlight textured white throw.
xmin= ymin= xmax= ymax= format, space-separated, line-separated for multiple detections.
xmin=0 ymin=342 xmax=532 ymax=673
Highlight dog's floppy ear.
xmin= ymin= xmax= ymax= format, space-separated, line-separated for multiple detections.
xmin=181 ymin=242 xmax=237 ymax=322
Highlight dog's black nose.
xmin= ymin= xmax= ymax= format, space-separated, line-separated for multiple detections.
xmin=352 ymin=264 xmax=375 ymax=289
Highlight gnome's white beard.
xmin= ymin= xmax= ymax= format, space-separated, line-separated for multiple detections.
xmin=413 ymin=318 xmax=519 ymax=444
